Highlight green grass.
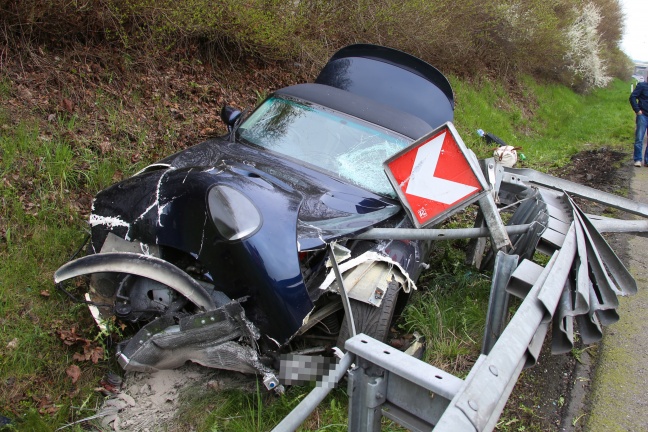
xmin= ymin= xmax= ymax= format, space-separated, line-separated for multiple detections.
xmin=454 ymin=77 xmax=633 ymax=170
xmin=401 ymin=243 xmax=491 ymax=373
xmin=175 ymin=381 xmax=409 ymax=431
xmin=0 ymin=90 xmax=150 ymax=430
xmin=176 ymin=383 xmax=346 ymax=431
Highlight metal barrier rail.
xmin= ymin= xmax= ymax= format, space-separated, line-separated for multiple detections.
xmin=272 ymin=163 xmax=645 ymax=432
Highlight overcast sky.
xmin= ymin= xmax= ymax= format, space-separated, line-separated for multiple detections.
xmin=620 ymin=0 xmax=648 ymax=61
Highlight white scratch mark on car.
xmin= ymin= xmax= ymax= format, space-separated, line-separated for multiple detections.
xmin=157 ymin=202 xmax=170 ymax=227
xmin=89 ymin=214 xmax=131 ymax=229
xmin=198 ymin=214 xmax=208 ymax=256
xmin=135 ymin=168 xmax=175 ymax=225
xmin=182 ymin=168 xmax=193 ymax=184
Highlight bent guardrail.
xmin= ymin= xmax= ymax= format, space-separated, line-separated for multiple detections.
xmin=272 ymin=160 xmax=645 ymax=432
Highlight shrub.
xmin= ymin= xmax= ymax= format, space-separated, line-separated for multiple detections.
xmin=562 ymin=2 xmax=613 ymax=91
xmin=0 ymin=0 xmax=632 ymax=87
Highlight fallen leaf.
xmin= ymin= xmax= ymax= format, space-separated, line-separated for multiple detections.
xmin=66 ymin=364 xmax=81 ymax=384
xmin=89 ymin=345 xmax=104 ymax=364
xmin=61 ymin=98 xmax=74 ymax=113
xmin=57 ymin=327 xmax=90 ymax=346
xmin=40 ymin=290 xmax=50 ymax=297
xmin=6 ymin=338 xmax=18 ymax=350
xmin=98 ymin=140 xmax=112 ymax=154
xmin=73 ymin=341 xmax=105 ymax=363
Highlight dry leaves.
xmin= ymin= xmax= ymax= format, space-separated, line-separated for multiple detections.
xmin=57 ymin=326 xmax=105 ymax=364
xmin=73 ymin=344 xmax=104 ymax=364
xmin=61 ymin=98 xmax=75 ymax=113
xmin=57 ymin=326 xmax=88 ymax=346
xmin=66 ymin=364 xmax=81 ymax=384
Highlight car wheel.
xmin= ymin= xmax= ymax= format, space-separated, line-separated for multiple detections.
xmin=336 ymin=280 xmax=400 ymax=348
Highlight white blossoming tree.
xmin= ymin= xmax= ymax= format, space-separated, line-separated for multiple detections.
xmin=563 ymin=2 xmax=613 ymax=91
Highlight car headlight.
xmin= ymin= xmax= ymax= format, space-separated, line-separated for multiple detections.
xmin=207 ymin=185 xmax=262 ymax=241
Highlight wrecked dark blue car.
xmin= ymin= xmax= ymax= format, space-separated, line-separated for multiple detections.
xmin=54 ymin=44 xmax=455 ymax=386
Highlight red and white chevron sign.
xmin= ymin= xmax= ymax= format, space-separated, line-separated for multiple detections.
xmin=384 ymin=122 xmax=488 ymax=228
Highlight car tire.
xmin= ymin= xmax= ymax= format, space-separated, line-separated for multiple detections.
xmin=336 ymin=280 xmax=400 ymax=348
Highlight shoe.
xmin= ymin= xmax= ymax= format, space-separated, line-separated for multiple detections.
xmin=635 ymin=161 xmax=642 ymax=167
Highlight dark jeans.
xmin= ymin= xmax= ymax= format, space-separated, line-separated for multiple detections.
xmin=634 ymin=113 xmax=648 ymax=162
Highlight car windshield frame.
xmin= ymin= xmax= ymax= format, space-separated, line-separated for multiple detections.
xmin=236 ymin=96 xmax=412 ymax=197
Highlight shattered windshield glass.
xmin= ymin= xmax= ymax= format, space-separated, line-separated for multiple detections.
xmin=238 ymin=97 xmax=410 ymax=196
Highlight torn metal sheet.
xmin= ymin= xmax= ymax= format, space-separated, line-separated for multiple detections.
xmin=506 ymin=259 xmax=544 ymax=299
xmin=569 ymin=196 xmax=637 ymax=295
xmin=537 ymin=223 xmax=577 ymax=321
xmin=116 ymin=302 xmax=275 ymax=378
xmin=319 ymin=251 xmax=416 ymax=297
xmin=325 ymin=259 xmax=406 ymax=307
xmin=552 ymin=279 xmax=575 ymax=354
xmin=476 ymin=168 xmax=645 ymax=360
xmin=325 ymin=243 xmax=352 ymax=267
xmin=573 ymin=221 xmax=591 ymax=315
xmin=505 ymin=166 xmax=648 ymax=218
xmin=482 ymin=251 xmax=518 ymax=355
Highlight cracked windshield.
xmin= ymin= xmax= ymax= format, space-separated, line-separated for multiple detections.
xmin=238 ymin=97 xmax=410 ymax=196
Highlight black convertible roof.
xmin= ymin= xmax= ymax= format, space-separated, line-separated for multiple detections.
xmin=315 ymin=44 xmax=454 ymax=130
xmin=275 ymin=83 xmax=434 ymax=140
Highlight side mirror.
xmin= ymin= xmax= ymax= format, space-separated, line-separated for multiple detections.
xmin=220 ymin=106 xmax=242 ymax=132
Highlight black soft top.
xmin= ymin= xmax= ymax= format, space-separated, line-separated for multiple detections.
xmin=275 ymin=83 xmax=433 ymax=140
xmin=315 ymin=44 xmax=454 ymax=130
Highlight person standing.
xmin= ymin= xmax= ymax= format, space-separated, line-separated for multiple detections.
xmin=629 ymin=81 xmax=648 ymax=166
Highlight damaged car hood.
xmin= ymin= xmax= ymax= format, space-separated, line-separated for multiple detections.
xmin=89 ymin=137 xmax=401 ymax=343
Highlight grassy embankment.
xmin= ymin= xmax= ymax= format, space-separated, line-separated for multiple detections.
xmin=0 ymin=56 xmax=634 ymax=429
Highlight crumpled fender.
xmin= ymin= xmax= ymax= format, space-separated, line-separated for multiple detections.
xmin=86 ymin=155 xmax=406 ymax=344
xmin=89 ymin=165 xmax=314 ymax=344
xmin=54 ymin=252 xmax=217 ymax=312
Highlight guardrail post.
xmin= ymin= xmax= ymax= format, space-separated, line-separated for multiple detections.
xmin=481 ymin=251 xmax=518 ymax=355
xmin=347 ymin=365 xmax=386 ymax=432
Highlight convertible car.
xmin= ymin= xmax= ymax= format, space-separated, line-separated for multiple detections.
xmin=54 ymin=44 xmax=457 ymax=387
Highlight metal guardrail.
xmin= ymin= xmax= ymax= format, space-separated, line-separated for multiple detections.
xmin=272 ymin=161 xmax=645 ymax=432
